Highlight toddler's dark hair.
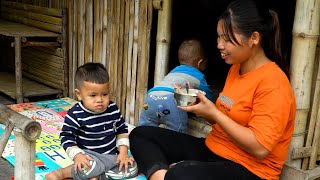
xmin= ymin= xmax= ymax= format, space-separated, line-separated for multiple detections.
xmin=75 ymin=62 xmax=109 ymax=89
xmin=178 ymin=38 xmax=205 ymax=64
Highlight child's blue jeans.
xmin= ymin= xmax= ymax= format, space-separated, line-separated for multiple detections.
xmin=138 ymin=92 xmax=188 ymax=133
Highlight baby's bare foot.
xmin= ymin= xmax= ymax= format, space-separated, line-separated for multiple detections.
xmin=45 ymin=170 xmax=63 ymax=180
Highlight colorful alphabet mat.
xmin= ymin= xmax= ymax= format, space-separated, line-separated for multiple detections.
xmin=0 ymin=97 xmax=146 ymax=180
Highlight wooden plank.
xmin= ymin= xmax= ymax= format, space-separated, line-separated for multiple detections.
xmin=1 ymin=0 xmax=62 ymax=17
xmin=2 ymin=7 xmax=62 ymax=25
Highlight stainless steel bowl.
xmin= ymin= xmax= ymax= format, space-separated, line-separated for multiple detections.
xmin=173 ymin=88 xmax=205 ymax=106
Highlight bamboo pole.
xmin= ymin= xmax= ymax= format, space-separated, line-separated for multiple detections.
xmin=302 ymin=38 xmax=320 ymax=170
xmin=101 ymin=0 xmax=108 ymax=66
xmin=108 ymin=0 xmax=115 ymax=100
xmin=129 ymin=0 xmax=139 ymax=125
xmin=135 ymin=0 xmax=150 ymax=125
xmin=77 ymin=0 xmax=85 ymax=65
xmin=117 ymin=0 xmax=125 ymax=110
xmin=121 ymin=0 xmax=130 ymax=115
xmin=106 ymin=0 xmax=112 ymax=70
xmin=288 ymin=0 xmax=320 ymax=169
xmin=93 ymin=0 xmax=102 ymax=63
xmin=125 ymin=0 xmax=134 ymax=123
xmin=68 ymin=0 xmax=74 ymax=97
xmin=114 ymin=0 xmax=121 ymax=105
xmin=85 ymin=0 xmax=93 ymax=63
xmin=153 ymin=0 xmax=172 ymax=85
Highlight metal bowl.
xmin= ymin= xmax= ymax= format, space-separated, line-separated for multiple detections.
xmin=173 ymin=88 xmax=205 ymax=106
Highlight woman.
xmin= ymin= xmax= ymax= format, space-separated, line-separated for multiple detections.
xmin=129 ymin=0 xmax=296 ymax=179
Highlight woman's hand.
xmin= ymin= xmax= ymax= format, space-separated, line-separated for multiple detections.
xmin=179 ymin=90 xmax=219 ymax=124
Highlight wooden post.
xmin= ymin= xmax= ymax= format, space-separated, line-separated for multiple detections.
xmin=153 ymin=0 xmax=172 ymax=85
xmin=0 ymin=104 xmax=41 ymax=180
xmin=14 ymin=36 xmax=23 ymax=103
xmin=14 ymin=129 xmax=36 ymax=180
xmin=288 ymin=0 xmax=319 ymax=169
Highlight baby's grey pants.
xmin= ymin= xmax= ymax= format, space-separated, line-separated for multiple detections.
xmin=71 ymin=149 xmax=117 ymax=180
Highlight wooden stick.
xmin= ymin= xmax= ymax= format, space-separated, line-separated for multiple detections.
xmin=0 ymin=122 xmax=14 ymax=156
xmin=21 ymin=41 xmax=60 ymax=47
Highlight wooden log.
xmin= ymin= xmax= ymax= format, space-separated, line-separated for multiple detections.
xmin=1 ymin=7 xmax=62 ymax=25
xmin=1 ymin=0 xmax=62 ymax=17
xmin=0 ymin=104 xmax=41 ymax=141
xmin=14 ymin=129 xmax=36 ymax=180
xmin=288 ymin=0 xmax=320 ymax=169
xmin=154 ymin=0 xmax=172 ymax=85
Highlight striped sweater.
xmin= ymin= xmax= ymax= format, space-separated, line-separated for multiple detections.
xmin=60 ymin=101 xmax=128 ymax=155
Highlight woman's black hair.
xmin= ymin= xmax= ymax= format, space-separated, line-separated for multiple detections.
xmin=219 ymin=0 xmax=288 ymax=76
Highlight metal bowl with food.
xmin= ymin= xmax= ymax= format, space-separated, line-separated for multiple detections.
xmin=173 ymin=88 xmax=206 ymax=106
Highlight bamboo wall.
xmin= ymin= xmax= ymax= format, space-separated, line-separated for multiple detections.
xmin=3 ymin=0 xmax=320 ymax=175
xmin=65 ymin=0 xmax=152 ymax=126
xmin=7 ymin=0 xmax=153 ymax=126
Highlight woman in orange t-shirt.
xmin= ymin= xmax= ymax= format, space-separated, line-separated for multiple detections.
xmin=129 ymin=0 xmax=296 ymax=179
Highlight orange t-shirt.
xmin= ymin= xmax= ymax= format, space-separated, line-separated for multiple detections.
xmin=205 ymin=62 xmax=296 ymax=180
